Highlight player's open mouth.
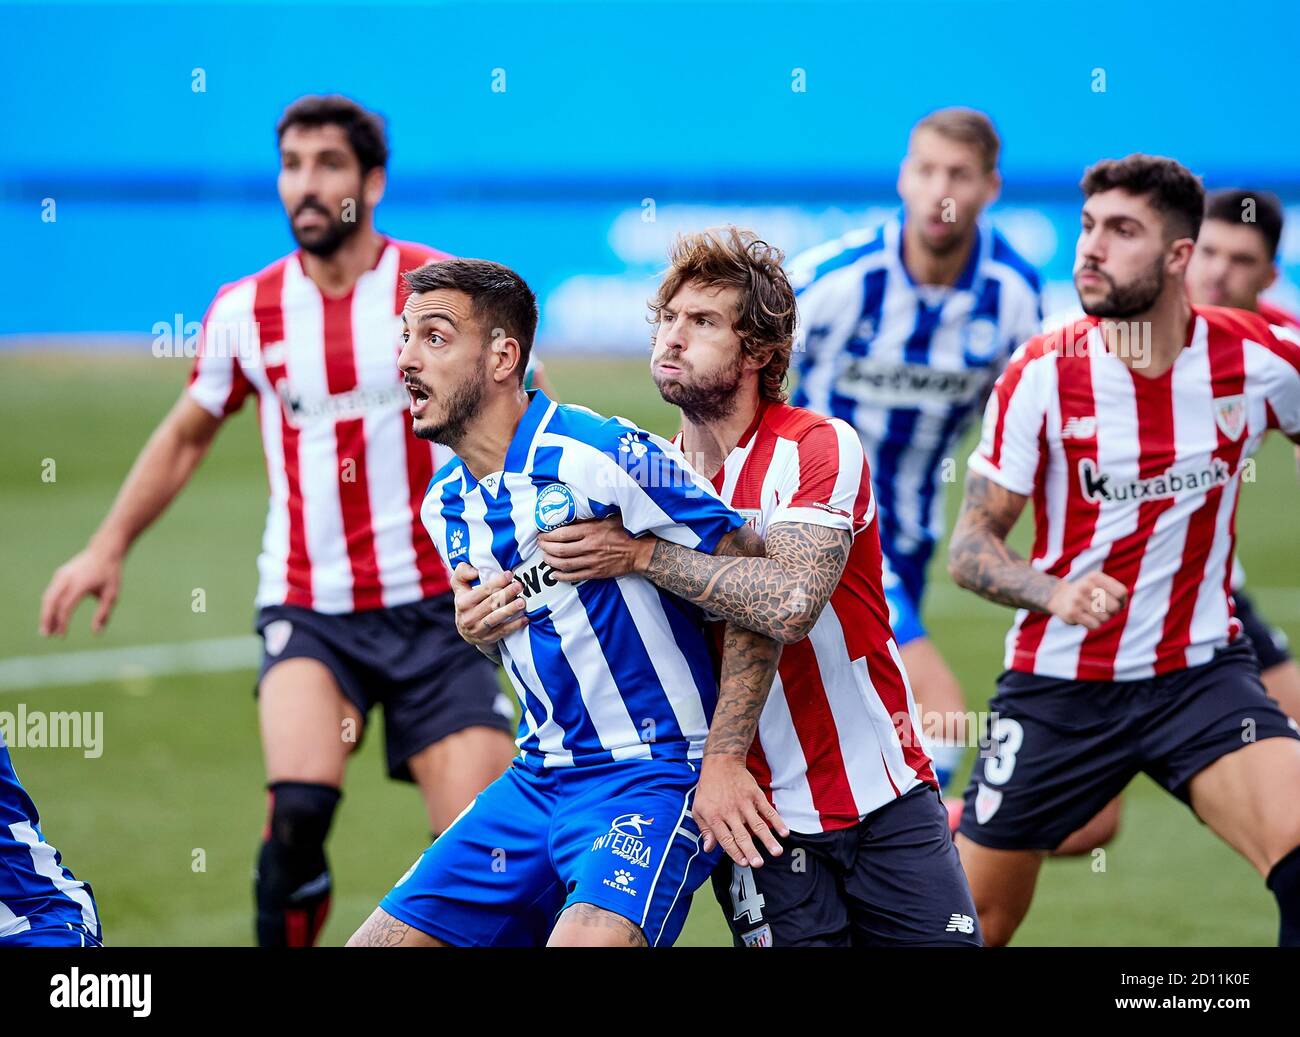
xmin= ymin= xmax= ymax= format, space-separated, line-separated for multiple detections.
xmin=406 ymin=381 xmax=431 ymax=416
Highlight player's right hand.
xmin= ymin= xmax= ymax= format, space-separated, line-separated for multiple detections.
xmin=694 ymin=754 xmax=789 ymax=868
xmin=450 ymin=562 xmax=529 ymax=645
xmin=39 ymin=547 xmax=124 ymax=637
xmin=1046 ymin=571 xmax=1128 ymax=630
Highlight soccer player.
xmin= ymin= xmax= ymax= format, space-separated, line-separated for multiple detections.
xmin=788 ymin=108 xmax=1042 ymax=791
xmin=347 ymin=257 xmax=778 ymax=947
xmin=37 ymin=96 xmax=517 ymax=946
xmin=1187 ymin=189 xmax=1300 ymax=718
xmin=471 ymin=228 xmax=981 ymax=947
xmin=1 ymin=735 xmax=102 ymax=946
xmin=948 ymin=154 xmax=1300 ymax=946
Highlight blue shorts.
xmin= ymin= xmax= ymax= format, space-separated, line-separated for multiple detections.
xmin=379 ymin=756 xmax=721 ymax=946
xmin=958 ymin=640 xmax=1300 ymax=851
xmin=882 ymin=553 xmax=927 ymax=648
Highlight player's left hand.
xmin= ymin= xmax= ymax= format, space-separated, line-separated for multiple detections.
xmin=694 ymin=753 xmax=789 ymax=868
xmin=538 ymin=517 xmax=652 ymax=582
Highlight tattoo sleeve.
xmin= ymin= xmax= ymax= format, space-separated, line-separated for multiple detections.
xmin=947 ymin=471 xmax=1058 ymax=611
xmin=643 ymin=522 xmax=851 ymax=644
xmin=708 ymin=621 xmax=783 ymax=759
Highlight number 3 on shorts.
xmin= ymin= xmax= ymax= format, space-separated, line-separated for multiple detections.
xmin=984 ymin=716 xmax=1024 ymax=786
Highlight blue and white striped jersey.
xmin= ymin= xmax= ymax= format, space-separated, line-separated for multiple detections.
xmin=422 ymin=390 xmax=745 ymax=768
xmin=790 ymin=216 xmax=1042 ymax=587
xmin=1 ymin=733 xmax=101 ymax=942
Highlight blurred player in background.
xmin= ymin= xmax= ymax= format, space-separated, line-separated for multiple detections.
xmin=38 ymin=96 xmax=517 ymax=946
xmin=1187 ymin=189 xmax=1300 ymax=718
xmin=949 ymin=155 xmax=1300 ymax=946
xmin=787 ymin=108 xmax=1042 ymax=794
xmin=350 ymin=258 xmax=769 ymax=947
xmin=523 ymin=228 xmax=980 ymax=946
xmin=1 ymin=734 xmax=102 ymax=946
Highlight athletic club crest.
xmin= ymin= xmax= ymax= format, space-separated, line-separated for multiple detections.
xmin=263 ymin=619 xmax=293 ymax=657
xmin=974 ymin=782 xmax=1003 ymax=825
xmin=1213 ymin=394 xmax=1246 ymax=441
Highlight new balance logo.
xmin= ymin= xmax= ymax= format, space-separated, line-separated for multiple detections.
xmin=1061 ymin=415 xmax=1097 ymax=439
xmin=945 ymin=913 xmax=975 ymax=934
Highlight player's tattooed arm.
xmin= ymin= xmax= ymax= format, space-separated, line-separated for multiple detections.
xmin=710 ymin=620 xmax=783 ymax=759
xmin=642 ymin=522 xmax=852 ymax=645
xmin=947 ymin=472 xmax=1056 ymax=610
xmin=949 ymin=472 xmax=1130 ymax=628
xmin=694 ymin=620 xmax=789 ymax=866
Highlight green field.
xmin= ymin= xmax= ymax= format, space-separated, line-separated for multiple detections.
xmin=3 ymin=350 xmax=1298 ymax=946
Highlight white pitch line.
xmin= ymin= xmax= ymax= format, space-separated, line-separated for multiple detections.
xmin=0 ymin=636 xmax=259 ymax=693
xmin=2 ymin=585 xmax=1298 ymax=694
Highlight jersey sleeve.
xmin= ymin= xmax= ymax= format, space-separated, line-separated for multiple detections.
xmin=587 ymin=422 xmax=744 ymax=553
xmin=186 ymin=285 xmax=255 ymax=419
xmin=967 ymin=343 xmax=1051 ymax=496
xmin=1254 ymin=323 xmax=1300 ymax=438
xmin=768 ymin=418 xmax=873 ymax=536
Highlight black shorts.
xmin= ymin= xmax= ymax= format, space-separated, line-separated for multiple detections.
xmin=710 ymin=784 xmax=981 ymax=947
xmin=1233 ymin=589 xmax=1292 ymax=671
xmin=254 ymin=593 xmax=515 ymax=782
xmin=957 ymin=639 xmax=1300 ymax=852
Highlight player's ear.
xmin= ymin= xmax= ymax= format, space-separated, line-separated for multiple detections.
xmin=363 ymin=166 xmax=387 ymax=210
xmin=984 ymin=168 xmax=1002 ymax=208
xmin=488 ymin=330 xmax=522 ymax=384
xmin=1167 ymin=237 xmax=1196 ymax=277
xmin=1264 ymin=264 xmax=1279 ymax=292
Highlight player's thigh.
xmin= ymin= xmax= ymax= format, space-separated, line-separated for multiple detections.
xmin=846 ymin=786 xmax=981 ymax=946
xmin=377 ymin=763 xmax=564 ymax=947
xmin=1051 ymin=794 xmax=1124 ymax=857
xmin=900 ymin=637 xmax=966 ymax=721
xmin=1189 ymin=736 xmax=1300 ymax=875
xmin=954 ymin=834 xmax=1044 ymax=947
xmin=547 ymin=903 xmax=647 ymax=947
xmin=710 ymin=836 xmax=852 ymax=947
xmin=1262 ymin=660 xmax=1300 ymax=728
xmin=407 ymin=725 xmax=518 ymax=834
xmin=259 ymin=658 xmax=363 ymax=786
xmin=555 ymin=758 xmax=722 ymax=948
xmin=347 ymin=907 xmax=449 ymax=947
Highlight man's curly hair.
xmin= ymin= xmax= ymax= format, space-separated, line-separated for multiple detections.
xmin=649 ymin=226 xmax=797 ymax=402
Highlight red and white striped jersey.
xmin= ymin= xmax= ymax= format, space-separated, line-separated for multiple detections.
xmin=970 ymin=306 xmax=1300 ymax=681
xmin=1258 ymin=300 xmax=1300 ymax=333
xmin=680 ymin=401 xmax=936 ymax=834
xmin=187 ymin=237 xmax=455 ymax=613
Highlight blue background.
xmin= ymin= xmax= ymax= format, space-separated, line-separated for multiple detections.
xmin=3 ymin=0 xmax=1298 ymax=345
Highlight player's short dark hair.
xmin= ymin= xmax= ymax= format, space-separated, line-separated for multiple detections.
xmin=403 ymin=259 xmax=538 ymax=384
xmin=1080 ymin=154 xmax=1205 ymax=242
xmin=650 ymin=226 xmax=796 ymax=403
xmin=912 ymin=107 xmax=1001 ymax=173
xmin=1204 ymin=188 xmax=1285 ymax=259
xmin=276 ymin=95 xmax=389 ymax=175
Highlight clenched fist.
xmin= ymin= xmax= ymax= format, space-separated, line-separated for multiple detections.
xmin=1046 ymin=571 xmax=1128 ymax=630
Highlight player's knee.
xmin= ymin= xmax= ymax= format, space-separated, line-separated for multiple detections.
xmin=265 ymin=781 xmax=341 ymax=854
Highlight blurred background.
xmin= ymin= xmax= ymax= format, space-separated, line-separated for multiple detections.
xmin=4 ymin=0 xmax=1300 ymax=345
xmin=3 ymin=0 xmax=1299 ymax=946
